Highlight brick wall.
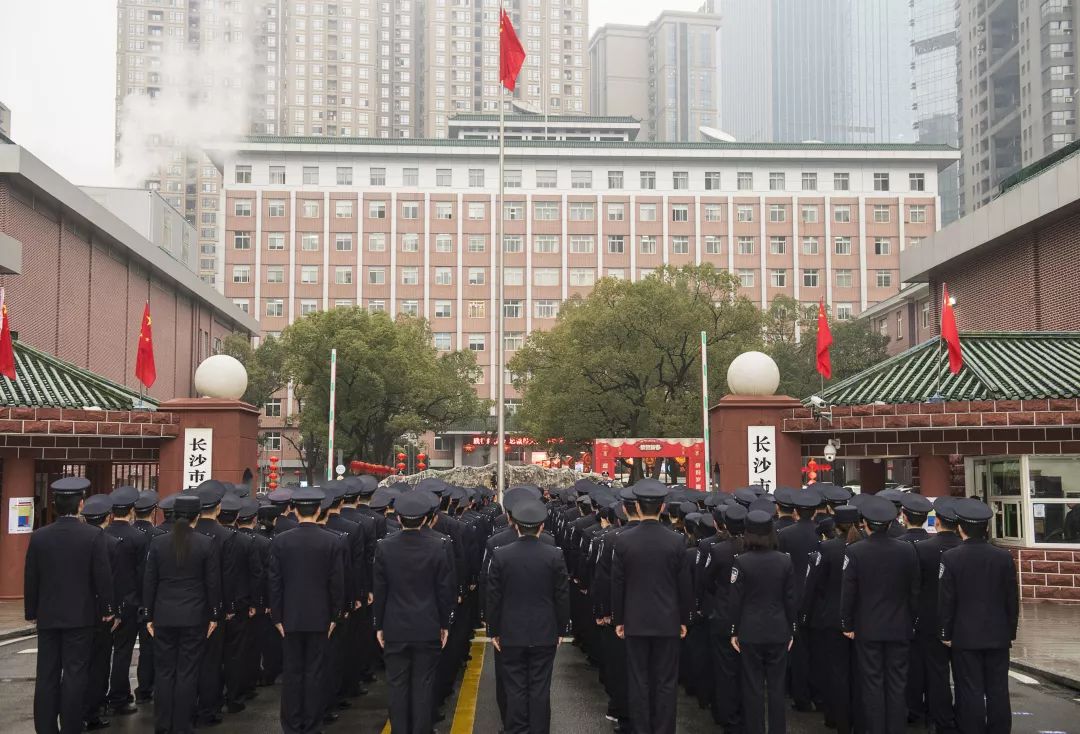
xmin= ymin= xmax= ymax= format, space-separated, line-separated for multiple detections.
xmin=1012 ymin=548 xmax=1080 ymax=602
xmin=0 ymin=182 xmax=244 ymax=401
xmin=0 ymin=407 xmax=179 ymax=462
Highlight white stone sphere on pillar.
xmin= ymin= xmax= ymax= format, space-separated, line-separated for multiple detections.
xmin=726 ymin=351 xmax=781 ymax=396
xmin=194 ymin=354 xmax=249 ymax=400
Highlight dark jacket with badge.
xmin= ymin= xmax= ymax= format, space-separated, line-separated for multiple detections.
xmin=729 ymin=549 xmax=797 ymax=644
xmin=802 ymin=535 xmax=847 ymax=630
xmin=486 ymin=535 xmax=570 ymax=647
xmin=840 ymin=532 xmax=919 ymax=640
xmin=913 ymin=531 xmax=962 ymax=638
xmin=24 ymin=516 xmax=115 ymax=628
xmin=143 ymin=530 xmax=222 ymax=626
xmin=269 ymin=523 xmax=345 ymax=632
xmin=778 ymin=519 xmax=820 ymax=602
xmin=612 ymin=520 xmax=693 ymax=636
xmin=195 ymin=517 xmax=247 ymax=615
xmin=939 ymin=538 xmax=1018 ymax=649
xmin=373 ymin=529 xmax=455 ymax=642
xmin=104 ymin=520 xmax=149 ymax=615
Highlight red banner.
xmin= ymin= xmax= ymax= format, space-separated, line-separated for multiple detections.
xmin=592 ymin=438 xmax=707 ymax=490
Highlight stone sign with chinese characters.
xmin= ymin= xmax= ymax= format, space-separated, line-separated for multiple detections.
xmin=182 ymin=428 xmax=214 ymax=490
xmin=747 ymin=425 xmax=777 ymax=492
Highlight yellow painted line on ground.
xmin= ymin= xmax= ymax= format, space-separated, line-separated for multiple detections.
xmin=450 ymin=640 xmax=487 ymax=734
xmin=380 ymin=719 xmax=391 ymax=734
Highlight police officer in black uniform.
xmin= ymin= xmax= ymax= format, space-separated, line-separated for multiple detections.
xmin=132 ymin=490 xmax=166 ymax=704
xmin=373 ymin=490 xmax=456 ymax=734
xmin=80 ymin=493 xmax=121 ymax=731
xmin=269 ymin=486 xmax=345 ymax=734
xmin=234 ymin=496 xmax=271 ymax=702
xmin=939 ymin=497 xmax=1018 ymax=734
xmin=841 ymin=493 xmax=920 ymax=734
xmin=702 ymin=503 xmax=747 ymax=734
xmin=104 ymin=485 xmax=149 ymax=716
xmin=777 ymin=485 xmax=823 ymax=712
xmin=217 ymin=491 xmax=257 ymax=715
xmin=142 ymin=494 xmax=221 ymax=734
xmin=486 ymin=499 xmax=570 ymax=734
xmin=25 ymin=477 xmax=114 ymax=734
xmin=612 ymin=479 xmax=692 ymax=734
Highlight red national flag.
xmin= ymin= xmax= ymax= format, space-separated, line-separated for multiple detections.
xmin=135 ymin=302 xmax=157 ymax=388
xmin=940 ymin=284 xmax=963 ymax=374
xmin=499 ymin=9 xmax=526 ymax=91
xmin=815 ymin=300 xmax=833 ymax=380
xmin=0 ymin=289 xmax=15 ymax=381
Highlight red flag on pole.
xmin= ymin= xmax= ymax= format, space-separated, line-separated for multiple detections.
xmin=815 ymin=300 xmax=833 ymax=380
xmin=0 ymin=289 xmax=15 ymax=381
xmin=940 ymin=284 xmax=963 ymax=374
xmin=135 ymin=302 xmax=157 ymax=388
xmin=499 ymin=9 xmax=526 ymax=91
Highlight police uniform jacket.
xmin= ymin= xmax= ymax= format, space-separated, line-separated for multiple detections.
xmin=232 ymin=528 xmax=263 ymax=612
xmin=105 ymin=520 xmax=150 ymax=615
xmin=432 ymin=511 xmax=469 ymax=593
xmin=486 ymin=535 xmax=570 ymax=647
xmin=134 ymin=519 xmax=168 ymax=541
xmin=899 ymin=527 xmax=930 ymax=544
xmin=274 ymin=515 xmax=299 ymax=535
xmin=778 ymin=519 xmax=820 ymax=601
xmin=327 ymin=514 xmax=368 ymax=604
xmin=24 ymin=516 xmax=114 ymax=628
xmin=372 ymin=529 xmax=455 ymax=643
xmin=236 ymin=526 xmax=271 ymax=609
xmin=701 ymin=537 xmax=741 ymax=627
xmin=729 ymin=550 xmax=797 ymax=644
xmin=340 ymin=506 xmax=379 ymax=572
xmin=801 ymin=536 xmax=846 ymax=630
xmin=912 ymin=531 xmax=962 ymax=638
xmin=840 ymin=532 xmax=919 ymax=641
xmin=195 ymin=518 xmax=247 ymax=616
xmin=322 ymin=525 xmax=354 ymax=614
xmin=143 ymin=531 xmax=222 ymax=626
xmin=269 ymin=523 xmax=345 ymax=633
xmin=612 ymin=520 xmax=693 ymax=637
xmin=939 ymin=539 xmax=1018 ymax=649
xmin=588 ymin=525 xmax=625 ymax=619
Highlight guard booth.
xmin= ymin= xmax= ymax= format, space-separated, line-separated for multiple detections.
xmin=592 ymin=438 xmax=707 ymax=490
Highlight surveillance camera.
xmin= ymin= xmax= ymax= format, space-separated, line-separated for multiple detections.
xmin=823 ymin=444 xmax=838 ymax=462
xmin=810 ymin=395 xmax=829 ymax=409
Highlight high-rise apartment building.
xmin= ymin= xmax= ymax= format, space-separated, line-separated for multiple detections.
xmin=716 ymin=0 xmax=913 ymax=145
xmin=115 ymin=0 xmax=590 ymax=286
xmin=589 ymin=10 xmax=721 ymax=142
xmin=956 ymin=0 xmax=1078 ymax=214
xmin=911 ymin=0 xmax=960 ymax=225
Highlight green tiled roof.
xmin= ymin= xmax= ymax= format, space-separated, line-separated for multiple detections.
xmin=241 ymin=135 xmax=957 ymax=154
xmin=997 ymin=138 xmax=1080 ymax=197
xmin=0 ymin=340 xmax=157 ymax=410
xmin=818 ymin=332 xmax=1080 ymax=406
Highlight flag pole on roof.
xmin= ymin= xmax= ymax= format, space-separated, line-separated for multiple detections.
xmin=496 ymin=6 xmax=526 ymax=504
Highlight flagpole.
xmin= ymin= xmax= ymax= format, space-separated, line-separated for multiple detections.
xmin=935 ymin=283 xmax=944 ymax=401
xmin=328 ymin=348 xmax=337 ymax=482
xmin=700 ymin=331 xmax=711 ymax=491
xmin=496 ymin=25 xmax=507 ymax=506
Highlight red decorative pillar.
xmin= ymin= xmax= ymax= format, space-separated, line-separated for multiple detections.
xmin=157 ymin=398 xmax=260 ymax=497
xmin=709 ymin=395 xmax=803 ymax=492
xmin=916 ymin=454 xmax=951 ymax=498
xmin=0 ymin=455 xmax=35 ymax=599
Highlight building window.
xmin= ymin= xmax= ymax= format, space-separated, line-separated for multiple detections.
xmin=504 ymin=169 xmax=522 ymax=188
xmin=640 ymin=170 xmax=656 ymax=189
xmin=233 ymin=299 xmax=250 ymax=313
xmin=673 ymin=171 xmax=689 ymax=189
xmin=399 ymin=300 xmax=419 ymax=317
xmin=571 ymin=170 xmax=592 ymax=189
xmin=834 ymin=236 xmax=852 ymax=255
xmin=504 ymin=268 xmax=524 ymax=286
xmin=468 ymin=268 xmax=486 ymax=286
xmin=569 ymin=202 xmax=594 ymax=221
xmin=468 ymin=301 xmax=486 ymax=319
xmin=608 ymin=170 xmax=624 ymax=189
xmin=270 ymin=166 xmax=286 ymax=184
xmin=300 ymin=265 xmax=319 ymax=284
xmin=705 ymin=172 xmax=721 ymax=190
xmin=671 ymin=236 xmax=689 ymax=255
xmin=264 ymin=399 xmax=282 ymax=418
xmin=234 ymin=200 xmax=252 ymax=217
xmin=769 ymin=172 xmax=785 ymax=190
xmin=801 ymin=172 xmax=817 ymax=191
xmin=431 ymin=234 xmax=451 ymax=253
xmin=503 ymin=236 xmax=523 ymax=254
xmin=469 ymin=169 xmax=485 ymax=187
xmin=436 ymin=169 xmax=452 ymax=187
xmin=535 ymin=300 xmax=559 ymax=319
xmin=368 ymin=269 xmax=385 ymax=285
xmin=335 ymin=234 xmax=353 ymax=251
xmin=400 ymin=267 xmax=418 ymax=285
xmin=335 ymin=267 xmax=353 ymax=285
xmin=302 ymin=200 xmax=319 ymax=218
xmin=468 ymin=236 xmax=486 ymax=253
xmin=234 ymin=231 xmax=251 ymax=250
xmin=266 ymin=266 xmax=285 ymax=283
xmin=268 ymin=233 xmax=285 ymax=250
xmin=536 ymin=170 xmax=557 ymax=188
xmin=737 ymin=171 xmax=753 ymax=190
xmin=834 ymin=172 xmax=849 ymax=190
xmin=434 ymin=268 xmax=453 ymax=286
xmin=836 ymin=303 xmax=853 ymax=320
xmin=303 ymin=166 xmax=320 ymax=185
xmin=874 ymin=237 xmax=890 ymax=255
xmin=235 ymin=166 xmax=252 ymax=184
xmin=265 ymin=431 xmax=282 ymax=451
xmin=336 ymin=166 xmax=353 ymax=185
xmin=896 ymin=312 xmax=904 ymax=340
xmin=639 ymin=203 xmax=656 ymax=221
xmin=606 ymin=203 xmax=625 ymax=221
xmin=433 ymin=333 xmax=452 ymax=350
xmin=770 ymin=269 xmax=787 ymax=287
xmin=534 ymin=268 xmax=559 ymax=287
xmin=466 ymin=202 xmax=485 ymax=220
xmin=300 ymin=300 xmax=319 ymax=316
xmin=534 ymin=236 xmax=559 ymax=254
xmin=403 ymin=168 xmax=419 ymax=187
xmin=873 ymin=172 xmax=890 ymax=191
xmin=875 ymin=270 xmax=892 ymax=288
xmin=335 ymin=300 xmax=353 ymax=309
xmin=401 ymin=202 xmax=419 ymax=219
xmin=738 ymin=269 xmax=755 ymax=288
xmin=801 ymin=237 xmax=819 ymax=255
xmin=503 ymin=300 xmax=522 ymax=319
xmin=435 ymin=202 xmax=453 ymax=220
xmin=909 ymin=173 xmax=925 ymax=191
xmin=368 ymin=201 xmax=386 ymax=219
xmin=366 ymin=233 xmax=386 ymax=252
xmin=265 ymin=299 xmax=284 ymax=317
xmin=569 ymin=236 xmax=594 ymax=254
xmin=801 ymin=205 xmax=818 ymax=223
xmin=504 ymin=202 xmax=524 ymax=220
xmin=335 ymin=200 xmax=354 ymax=218
xmin=768 ymin=204 xmax=786 ymax=223
xmin=301 ymin=234 xmax=319 ymax=251
xmin=705 ymin=236 xmax=721 ymax=254
xmin=672 ymin=205 xmax=689 ymax=222
xmin=835 ymin=269 xmax=853 ymax=288
xmin=737 ymin=236 xmax=755 ymax=255
xmin=370 ymin=167 xmax=386 ymax=186
xmin=569 ymin=268 xmax=595 ymax=286
xmin=833 ymin=205 xmax=851 ymax=223
xmin=873 ymin=204 xmax=891 ymax=223
xmin=802 ymin=269 xmax=820 ymax=288
xmin=534 ymin=202 xmax=558 ymax=220
xmin=921 ymin=301 xmax=931 ymax=328
xmin=232 ymin=265 xmax=251 ymax=284
xmin=737 ymin=205 xmax=754 ymax=222
xmin=704 ymin=204 xmax=721 ymax=222
xmin=909 ymin=204 xmax=927 ymax=223
xmin=468 ymin=334 xmax=486 ymax=352
xmin=769 ymin=236 xmax=787 ymax=255
xmin=268 ymin=200 xmax=286 ymax=217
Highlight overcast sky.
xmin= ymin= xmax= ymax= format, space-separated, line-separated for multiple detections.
xmin=0 ymin=0 xmax=703 ymax=187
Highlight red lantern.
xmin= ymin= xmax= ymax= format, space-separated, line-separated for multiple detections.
xmin=463 ymin=444 xmax=475 ymax=454
xmin=268 ymin=480 xmax=278 ymax=490
xmin=350 ymin=460 xmax=362 ymax=474
xmin=396 ymin=461 xmax=407 ymax=471
xmin=269 ymin=455 xmax=279 ymax=464
xmin=416 ymin=453 xmax=427 ymax=463
xmin=417 ymin=462 xmax=427 ymax=471
xmin=396 ymin=452 xmax=407 ymax=461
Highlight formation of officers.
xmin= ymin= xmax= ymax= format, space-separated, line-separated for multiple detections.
xmin=23 ymin=471 xmax=1019 ymax=734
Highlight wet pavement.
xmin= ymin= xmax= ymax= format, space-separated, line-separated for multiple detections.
xmin=0 ymin=632 xmax=1078 ymax=733
xmin=1012 ymin=600 xmax=1080 ymax=689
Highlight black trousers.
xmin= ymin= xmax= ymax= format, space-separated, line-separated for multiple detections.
xmin=710 ymin=622 xmax=741 ymax=733
xmin=625 ymin=635 xmax=679 ymax=734
xmin=323 ymin=621 xmax=345 ymax=712
xmin=34 ymin=626 xmax=93 ymax=734
xmin=384 ymin=639 xmax=441 ymax=734
xmin=922 ymin=635 xmax=957 ymax=730
xmin=84 ymin=620 xmax=113 ymax=720
xmin=856 ymin=639 xmax=909 ymax=734
xmin=153 ymin=625 xmax=205 ymax=734
xmin=243 ymin=611 xmax=267 ymax=695
xmin=788 ymin=626 xmax=812 ymax=708
xmin=601 ymin=625 xmax=629 ymax=721
xmin=821 ymin=630 xmax=860 ymax=734
xmin=501 ymin=645 xmax=557 ymax=734
xmin=952 ymin=647 xmax=1010 ymax=734
xmin=494 ymin=645 xmax=508 ymax=724
xmin=740 ymin=641 xmax=788 ymax=734
xmin=107 ymin=609 xmax=138 ymax=706
xmin=135 ymin=623 xmax=155 ymax=699
xmin=223 ymin=614 xmax=248 ymax=706
xmin=195 ymin=621 xmax=224 ymax=719
xmin=260 ymin=612 xmax=283 ymax=684
xmin=281 ymin=631 xmax=327 ymax=734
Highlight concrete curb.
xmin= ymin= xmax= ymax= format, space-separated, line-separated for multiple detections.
xmin=1012 ymin=659 xmax=1080 ymax=693
xmin=0 ymin=626 xmax=35 ymax=642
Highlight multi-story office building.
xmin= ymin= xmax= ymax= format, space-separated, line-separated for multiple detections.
xmin=116 ymin=1 xmax=590 ymax=287
xmin=82 ymin=186 xmax=199 ymax=273
xmin=956 ymin=0 xmax=1079 ymax=214
xmin=208 ymin=118 xmax=958 ymax=466
xmin=589 ymin=10 xmax=721 ymax=142
xmin=716 ymin=0 xmax=913 ymax=145
xmin=911 ymin=0 xmax=961 ymax=225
